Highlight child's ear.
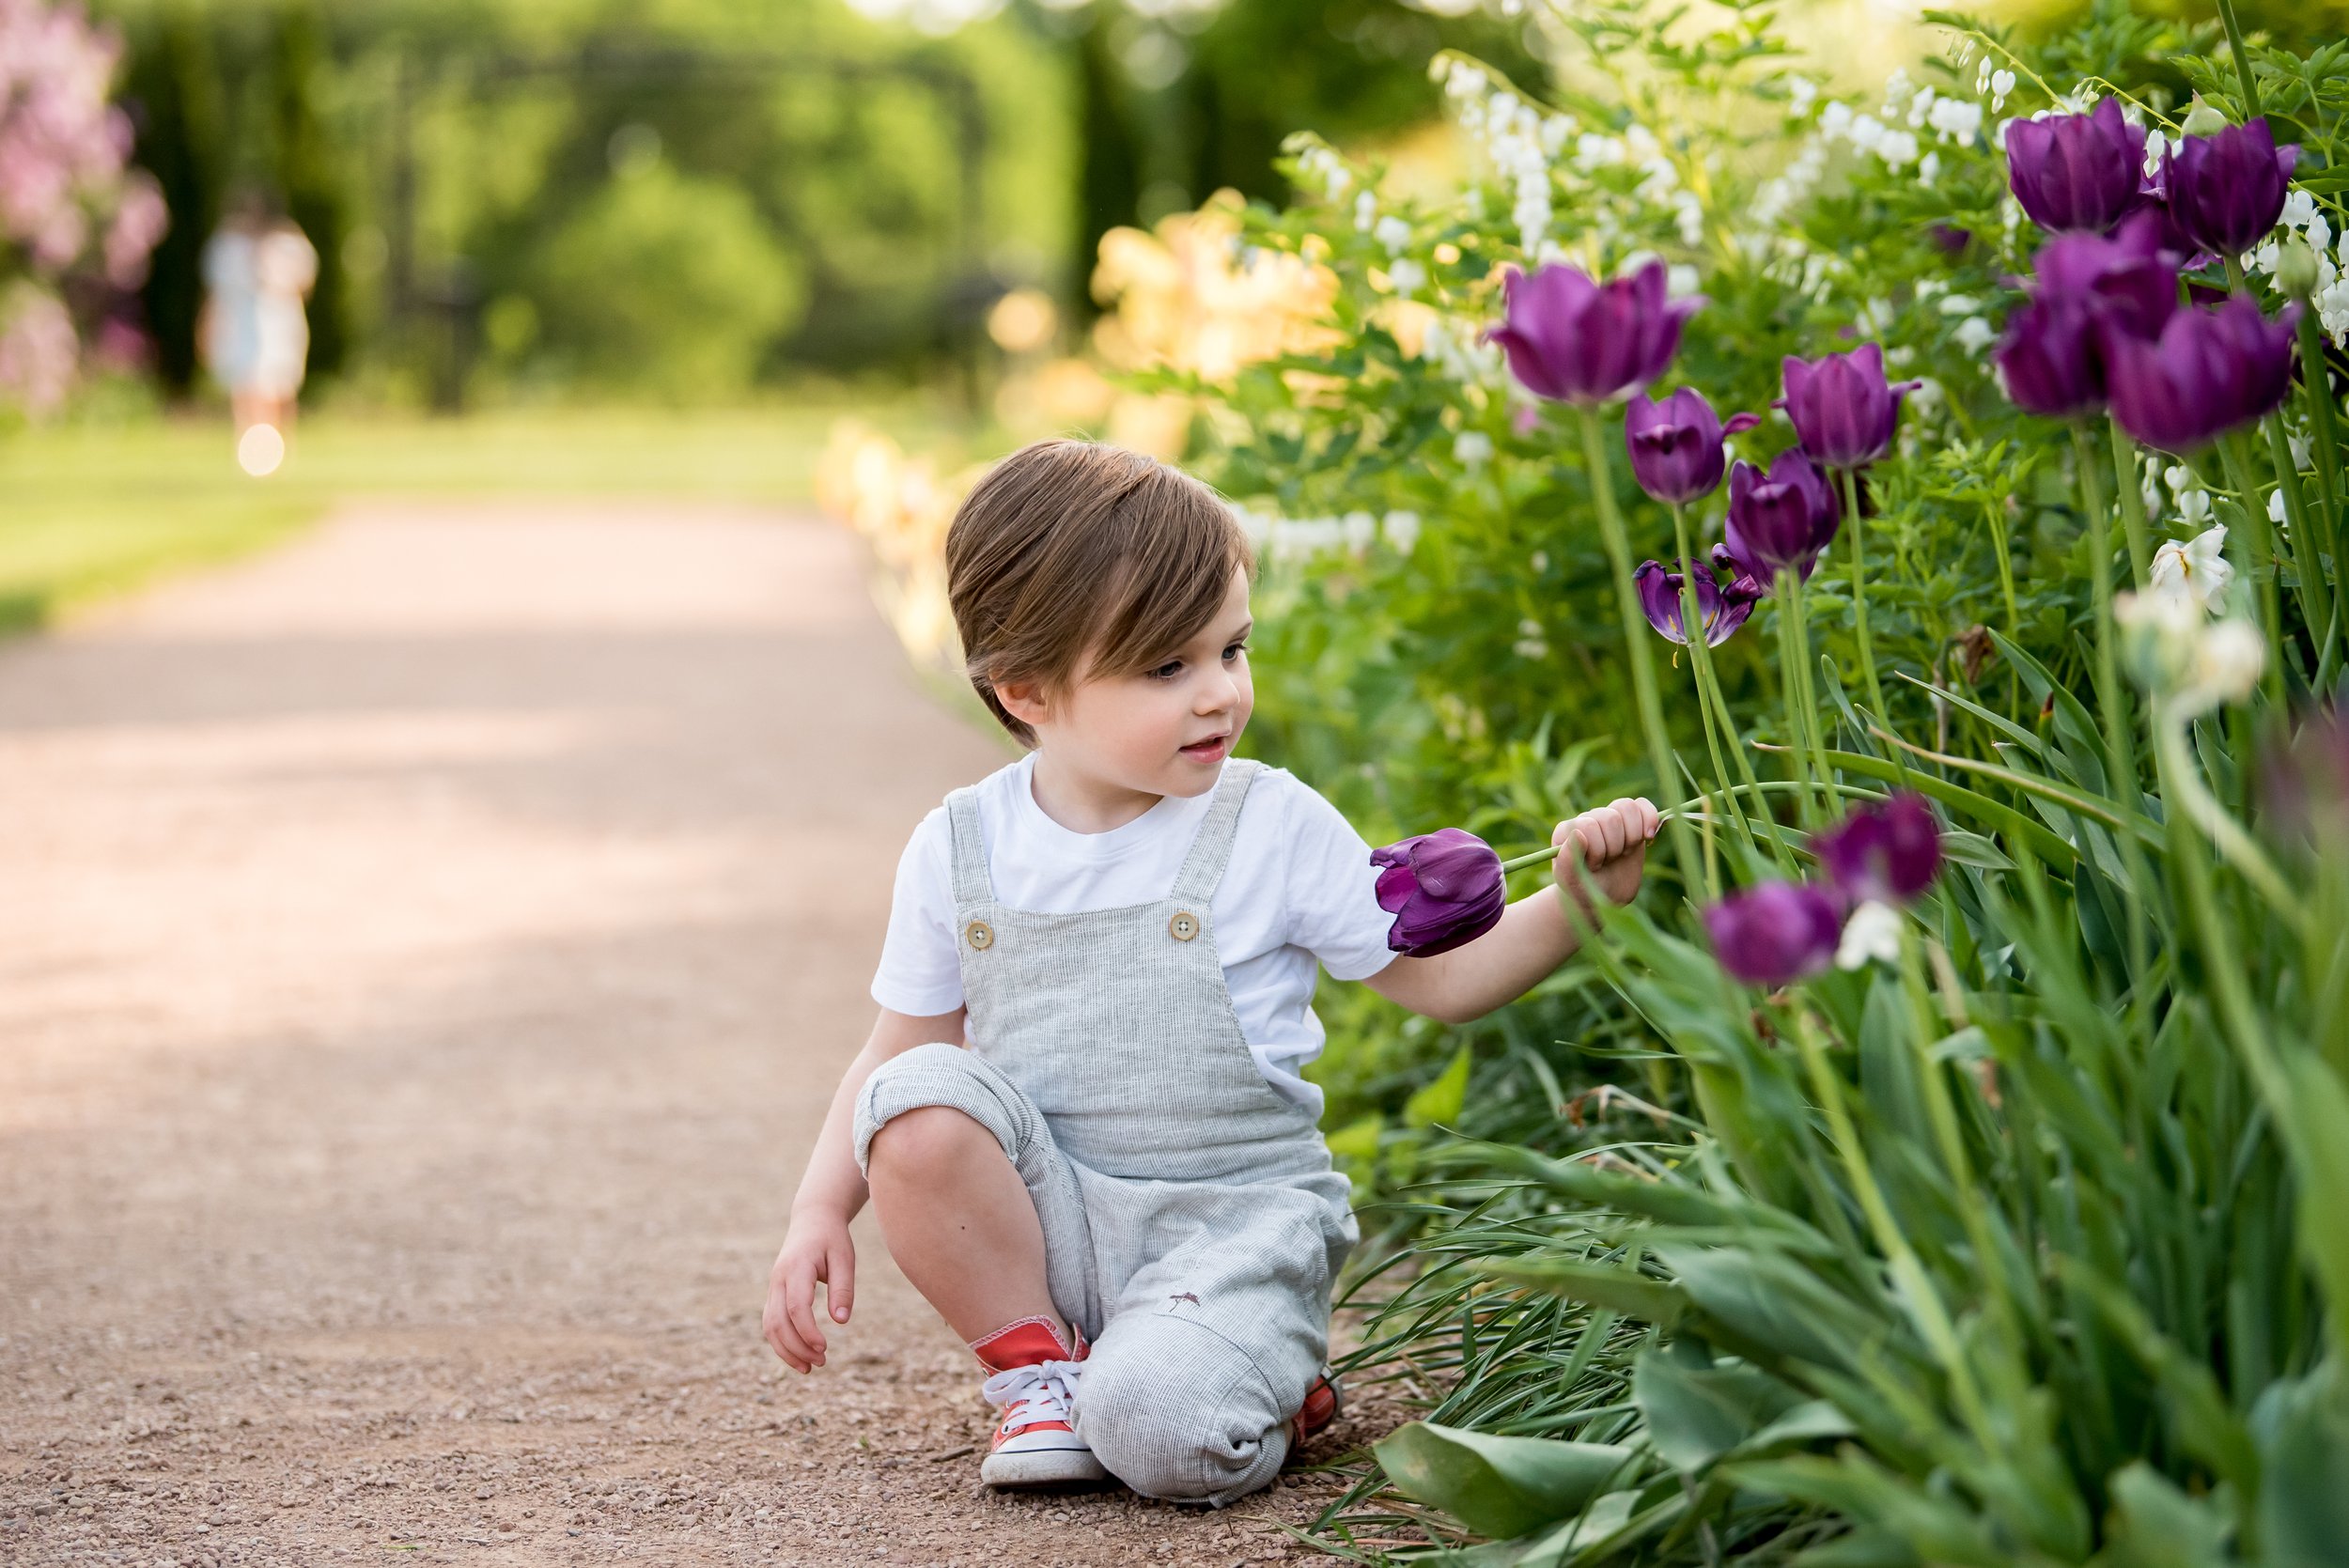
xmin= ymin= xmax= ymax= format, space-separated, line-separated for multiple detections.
xmin=993 ymin=674 xmax=1051 ymax=730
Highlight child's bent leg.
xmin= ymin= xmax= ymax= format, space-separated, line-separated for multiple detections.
xmin=865 ymin=1105 xmax=1059 ymax=1343
xmin=852 ymin=1042 xmax=1099 ymax=1343
xmin=1071 ymin=1312 xmax=1297 ymax=1505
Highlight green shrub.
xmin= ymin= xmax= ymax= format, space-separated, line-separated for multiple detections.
xmin=528 ymin=160 xmax=805 ymax=400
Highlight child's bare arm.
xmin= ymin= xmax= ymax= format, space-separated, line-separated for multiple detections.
xmin=1363 ymin=798 xmax=1658 ymax=1026
xmin=763 ymin=1005 xmax=965 ymax=1374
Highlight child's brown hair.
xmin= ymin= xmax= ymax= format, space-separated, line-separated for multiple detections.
xmin=944 ymin=439 xmax=1255 ymax=748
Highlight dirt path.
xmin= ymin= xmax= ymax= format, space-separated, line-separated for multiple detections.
xmin=0 ymin=501 xmax=1374 ymax=1567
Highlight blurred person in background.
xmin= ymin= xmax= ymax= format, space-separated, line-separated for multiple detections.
xmin=200 ymin=192 xmax=315 ymax=459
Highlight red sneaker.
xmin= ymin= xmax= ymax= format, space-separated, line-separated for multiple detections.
xmin=1291 ymin=1366 xmax=1343 ymax=1448
xmin=971 ymin=1316 xmax=1107 ymax=1489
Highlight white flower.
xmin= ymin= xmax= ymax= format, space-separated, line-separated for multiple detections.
xmin=1919 ymin=151 xmax=1941 ymax=185
xmin=1374 ymin=214 xmax=1411 ymax=254
xmin=1836 ymin=901 xmax=1904 ymax=970
xmin=1789 ymin=76 xmax=1818 ymax=117
xmin=1847 ymin=113 xmax=1887 ymax=154
xmin=1953 ymin=316 xmax=1997 ymax=354
xmin=2192 ymin=621 xmax=2265 ymax=707
xmin=1530 ymin=550 xmax=1549 ymax=572
xmin=1990 ymin=69 xmax=2015 ymax=108
xmin=1820 ymin=101 xmax=1855 ymax=140
xmin=2283 ymin=190 xmax=2317 ymax=230
xmin=1386 ymin=257 xmax=1427 ymax=296
xmin=2163 ymin=463 xmax=2194 ymax=497
xmin=2117 ymin=592 xmax=2264 ymax=714
xmin=1353 ymin=190 xmax=1377 ymax=232
xmin=2149 ymin=524 xmax=2233 ymax=613
xmin=1928 ymin=97 xmax=1983 ymax=144
xmin=1454 ymin=430 xmax=1494 ymax=467
xmin=1382 ymin=510 xmax=1421 ymax=553
xmin=2179 ymin=489 xmax=2212 ymax=526
xmin=1667 ymin=263 xmax=1702 ymax=298
xmin=1342 ymin=510 xmax=1378 ymax=551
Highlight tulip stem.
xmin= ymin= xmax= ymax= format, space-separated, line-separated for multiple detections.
xmin=2216 ymin=428 xmax=2298 ymax=701
xmin=2071 ymin=425 xmax=2156 ymax=1010
xmin=2263 ymin=411 xmax=2338 ymax=690
xmin=2213 ymin=0 xmax=2262 ymax=119
xmin=1670 ymin=502 xmax=1768 ymax=877
xmin=2106 ymin=417 xmax=2155 ymax=586
xmin=1781 ymin=568 xmax=1839 ymax=828
xmin=1579 ymin=406 xmax=1705 ymax=899
xmin=1834 ymin=467 xmax=1899 ymax=759
xmin=2295 ymin=305 xmax=2345 ymax=586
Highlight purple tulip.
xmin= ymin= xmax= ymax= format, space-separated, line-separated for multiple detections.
xmin=1721 ymin=447 xmax=1841 ymax=581
xmin=2004 ymin=99 xmax=2150 ymax=235
xmin=1996 ymin=214 xmax=2184 ymax=420
xmin=1780 ymin=344 xmax=1919 ymax=470
xmin=1370 ymin=828 xmax=1508 ymax=956
xmin=1634 ymin=558 xmax=1758 ymax=647
xmin=1993 ymin=295 xmax=2107 ymax=418
xmin=1814 ymin=794 xmax=1943 ymax=906
xmin=2033 ymin=211 xmax=2181 ymax=338
xmin=1930 ymin=223 xmax=1973 ymax=256
xmin=1487 ymin=260 xmax=1703 ymax=406
xmin=2164 ymin=117 xmax=2299 ymax=258
xmin=2100 ymin=292 xmax=2301 ymax=453
xmin=1703 ymin=882 xmax=1843 ymax=986
xmin=1710 ymin=539 xmax=1766 ymax=601
xmin=1624 ymin=389 xmax=1762 ymax=505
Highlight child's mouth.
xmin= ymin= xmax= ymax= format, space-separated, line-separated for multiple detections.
xmin=1179 ymin=735 xmax=1230 ymax=762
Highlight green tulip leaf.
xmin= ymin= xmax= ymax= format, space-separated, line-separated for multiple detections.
xmin=1632 ymin=1348 xmax=1810 ymax=1474
xmin=2251 ymin=1362 xmax=2349 ymax=1568
xmin=1404 ymin=1043 xmax=1472 ymax=1128
xmin=1372 ymin=1421 xmax=1640 ymax=1540
xmin=2098 ymin=1462 xmax=2233 ymax=1568
xmin=1482 ymin=1254 xmax=1690 ymax=1327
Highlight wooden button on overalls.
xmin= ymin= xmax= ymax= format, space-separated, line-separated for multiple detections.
xmin=1168 ymin=910 xmax=1200 ymax=941
xmin=965 ymin=919 xmax=995 ymax=951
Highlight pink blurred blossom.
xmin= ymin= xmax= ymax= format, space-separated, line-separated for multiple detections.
xmin=0 ymin=283 xmax=77 ymax=413
xmin=102 ymin=170 xmax=165 ymax=286
xmin=0 ymin=0 xmax=166 ymax=413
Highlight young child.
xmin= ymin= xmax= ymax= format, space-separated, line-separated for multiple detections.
xmin=762 ymin=439 xmax=1657 ymax=1505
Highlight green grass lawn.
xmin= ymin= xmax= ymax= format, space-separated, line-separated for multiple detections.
xmin=0 ymin=399 xmax=956 ymax=634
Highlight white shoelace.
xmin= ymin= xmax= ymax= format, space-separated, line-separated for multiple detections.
xmin=982 ymin=1358 xmax=1084 ymax=1432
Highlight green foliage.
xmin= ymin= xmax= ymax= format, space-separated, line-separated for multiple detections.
xmin=531 ymin=161 xmax=805 ymax=398
xmin=1179 ymin=1 xmax=2349 ymax=1562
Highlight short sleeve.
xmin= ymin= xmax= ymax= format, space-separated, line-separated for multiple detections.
xmin=869 ymin=809 xmax=966 ymax=1017
xmin=1276 ymin=774 xmax=1399 ymax=982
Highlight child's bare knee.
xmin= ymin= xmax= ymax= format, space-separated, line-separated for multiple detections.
xmin=866 ymin=1103 xmax=990 ymax=1176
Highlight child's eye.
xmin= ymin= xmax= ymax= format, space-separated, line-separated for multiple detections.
xmin=1223 ymin=643 xmax=1249 ymax=662
xmin=1149 ymin=660 xmax=1185 ymax=680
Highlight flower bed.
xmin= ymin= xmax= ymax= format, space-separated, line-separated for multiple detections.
xmin=1137 ymin=1 xmax=2349 ymax=1561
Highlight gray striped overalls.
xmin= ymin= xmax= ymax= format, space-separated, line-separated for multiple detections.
xmin=853 ymin=759 xmax=1358 ymax=1504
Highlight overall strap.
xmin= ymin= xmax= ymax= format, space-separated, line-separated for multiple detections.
xmin=1168 ymin=759 xmax=1262 ymax=907
xmin=944 ymin=786 xmax=994 ymax=908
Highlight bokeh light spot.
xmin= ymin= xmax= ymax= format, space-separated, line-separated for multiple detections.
xmin=237 ymin=423 xmax=287 ymax=477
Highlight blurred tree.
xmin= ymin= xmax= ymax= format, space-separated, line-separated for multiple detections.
xmin=532 ymin=157 xmax=806 ymax=398
xmin=1018 ymin=0 xmax=1539 ymax=314
xmin=121 ymin=7 xmax=224 ymax=396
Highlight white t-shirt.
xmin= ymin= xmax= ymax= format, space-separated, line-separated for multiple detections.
xmin=870 ymin=754 xmax=1399 ymax=1116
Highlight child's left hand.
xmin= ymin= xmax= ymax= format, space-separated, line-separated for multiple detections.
xmin=1552 ymin=797 xmax=1661 ymax=918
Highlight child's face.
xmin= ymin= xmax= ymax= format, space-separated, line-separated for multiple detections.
xmin=1032 ymin=567 xmax=1254 ymax=800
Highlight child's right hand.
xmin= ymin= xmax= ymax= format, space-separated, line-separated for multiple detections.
xmin=763 ymin=1212 xmax=856 ymax=1374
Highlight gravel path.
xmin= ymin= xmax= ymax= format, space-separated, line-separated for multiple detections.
xmin=0 ymin=501 xmax=1375 ymax=1567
